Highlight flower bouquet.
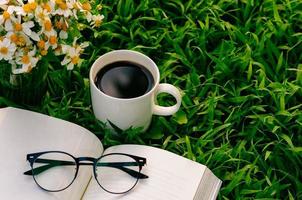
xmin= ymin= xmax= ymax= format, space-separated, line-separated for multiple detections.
xmin=0 ymin=0 xmax=103 ymax=104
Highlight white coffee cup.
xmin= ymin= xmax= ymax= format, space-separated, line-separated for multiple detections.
xmin=90 ymin=50 xmax=182 ymax=131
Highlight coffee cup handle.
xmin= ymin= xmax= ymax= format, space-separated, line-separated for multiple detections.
xmin=153 ymin=83 xmax=182 ymax=116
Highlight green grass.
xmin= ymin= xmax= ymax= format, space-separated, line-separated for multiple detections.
xmin=1 ymin=0 xmax=302 ymax=199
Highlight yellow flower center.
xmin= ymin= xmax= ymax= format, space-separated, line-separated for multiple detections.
xmin=94 ymin=19 xmax=102 ymax=27
xmin=59 ymin=2 xmax=68 ymax=10
xmin=0 ymin=47 xmax=8 ymax=55
xmin=43 ymin=3 xmax=51 ymax=12
xmin=38 ymin=40 xmax=45 ymax=49
xmin=62 ymin=21 xmax=68 ymax=31
xmin=82 ymin=2 xmax=91 ymax=11
xmin=71 ymin=56 xmax=79 ymax=64
xmin=29 ymin=2 xmax=37 ymax=10
xmin=17 ymin=36 xmax=26 ymax=47
xmin=55 ymin=21 xmax=62 ymax=29
xmin=3 ymin=11 xmax=10 ymax=20
xmin=10 ymin=34 xmax=18 ymax=43
xmin=49 ymin=36 xmax=57 ymax=45
xmin=15 ymin=23 xmax=22 ymax=31
xmin=41 ymin=49 xmax=48 ymax=56
xmin=21 ymin=55 xmax=30 ymax=64
xmin=23 ymin=4 xmax=32 ymax=13
xmin=44 ymin=20 xmax=52 ymax=31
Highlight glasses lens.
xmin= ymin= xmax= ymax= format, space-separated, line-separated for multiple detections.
xmin=32 ymin=152 xmax=77 ymax=192
xmin=95 ymin=154 xmax=140 ymax=194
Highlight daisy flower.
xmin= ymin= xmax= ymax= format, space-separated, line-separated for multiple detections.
xmin=41 ymin=1 xmax=55 ymax=14
xmin=80 ymin=2 xmax=93 ymax=22
xmin=0 ymin=0 xmax=104 ymax=74
xmin=61 ymin=40 xmax=88 ymax=70
xmin=0 ymin=6 xmax=17 ymax=31
xmin=34 ymin=5 xmax=49 ymax=23
xmin=54 ymin=0 xmax=73 ymax=17
xmin=61 ymin=45 xmax=80 ymax=70
xmin=55 ymin=18 xmax=68 ymax=39
xmin=6 ymin=15 xmax=40 ymax=41
xmin=45 ymin=30 xmax=58 ymax=49
xmin=0 ymin=38 xmax=16 ymax=61
xmin=6 ymin=31 xmax=33 ymax=47
xmin=90 ymin=14 xmax=104 ymax=28
xmin=40 ymin=17 xmax=54 ymax=36
xmin=14 ymin=48 xmax=39 ymax=73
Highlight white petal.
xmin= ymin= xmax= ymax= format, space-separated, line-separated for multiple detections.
xmin=5 ymin=20 xmax=13 ymax=31
xmin=80 ymin=42 xmax=89 ymax=49
xmin=59 ymin=30 xmax=68 ymax=39
xmin=61 ymin=57 xmax=71 ymax=65
xmin=67 ymin=62 xmax=74 ymax=70
xmin=29 ymin=31 xmax=40 ymax=41
xmin=3 ymin=38 xmax=10 ymax=46
xmin=31 ymin=57 xmax=38 ymax=67
xmin=61 ymin=45 xmax=70 ymax=54
xmin=0 ymin=0 xmax=8 ymax=5
xmin=0 ymin=16 xmax=4 ymax=25
xmin=8 ymin=44 xmax=16 ymax=53
xmin=7 ymin=5 xmax=15 ymax=13
xmin=86 ymin=12 xmax=92 ymax=22
xmin=24 ymin=21 xmax=34 ymax=28
xmin=13 ymin=68 xmax=25 ymax=74
xmin=23 ymin=26 xmax=32 ymax=36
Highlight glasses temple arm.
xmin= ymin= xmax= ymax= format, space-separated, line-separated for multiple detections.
xmin=23 ymin=159 xmax=73 ymax=176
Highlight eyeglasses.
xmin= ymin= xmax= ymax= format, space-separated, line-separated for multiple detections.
xmin=24 ymin=151 xmax=148 ymax=194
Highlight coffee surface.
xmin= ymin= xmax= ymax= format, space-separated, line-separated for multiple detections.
xmin=95 ymin=61 xmax=154 ymax=98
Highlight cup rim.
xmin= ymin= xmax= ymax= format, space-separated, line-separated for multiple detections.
xmin=89 ymin=49 xmax=160 ymax=101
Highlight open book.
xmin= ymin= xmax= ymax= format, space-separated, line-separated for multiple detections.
xmin=0 ymin=107 xmax=221 ymax=200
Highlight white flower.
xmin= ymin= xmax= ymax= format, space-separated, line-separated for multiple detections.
xmin=90 ymin=14 xmax=104 ymax=28
xmin=45 ymin=29 xmax=58 ymax=49
xmin=62 ymin=38 xmax=88 ymax=54
xmin=34 ymin=2 xmax=55 ymax=22
xmin=14 ymin=48 xmax=39 ymax=74
xmin=14 ymin=0 xmax=37 ymax=17
xmin=39 ymin=17 xmax=54 ymax=37
xmin=0 ymin=6 xmax=17 ymax=31
xmin=6 ymin=16 xmax=40 ymax=41
xmin=6 ymin=31 xmax=33 ymax=47
xmin=56 ymin=18 xmax=69 ymax=39
xmin=60 ymin=40 xmax=88 ymax=70
xmin=34 ymin=6 xmax=48 ymax=23
xmin=61 ymin=45 xmax=80 ymax=70
xmin=54 ymin=0 xmax=73 ymax=17
xmin=0 ymin=38 xmax=16 ymax=61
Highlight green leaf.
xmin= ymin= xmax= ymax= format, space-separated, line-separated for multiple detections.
xmin=173 ymin=110 xmax=188 ymax=125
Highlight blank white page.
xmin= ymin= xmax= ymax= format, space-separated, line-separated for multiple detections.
xmin=0 ymin=107 xmax=103 ymax=200
xmin=83 ymin=144 xmax=206 ymax=200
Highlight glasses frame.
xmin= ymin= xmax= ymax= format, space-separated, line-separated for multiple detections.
xmin=24 ymin=151 xmax=148 ymax=194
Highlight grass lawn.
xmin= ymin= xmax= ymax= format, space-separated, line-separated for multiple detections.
xmin=1 ymin=0 xmax=302 ymax=199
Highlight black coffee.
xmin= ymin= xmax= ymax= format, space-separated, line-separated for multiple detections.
xmin=95 ymin=61 xmax=154 ymax=98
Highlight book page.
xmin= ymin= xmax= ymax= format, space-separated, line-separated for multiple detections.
xmin=83 ymin=144 xmax=206 ymax=200
xmin=0 ymin=107 xmax=103 ymax=200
